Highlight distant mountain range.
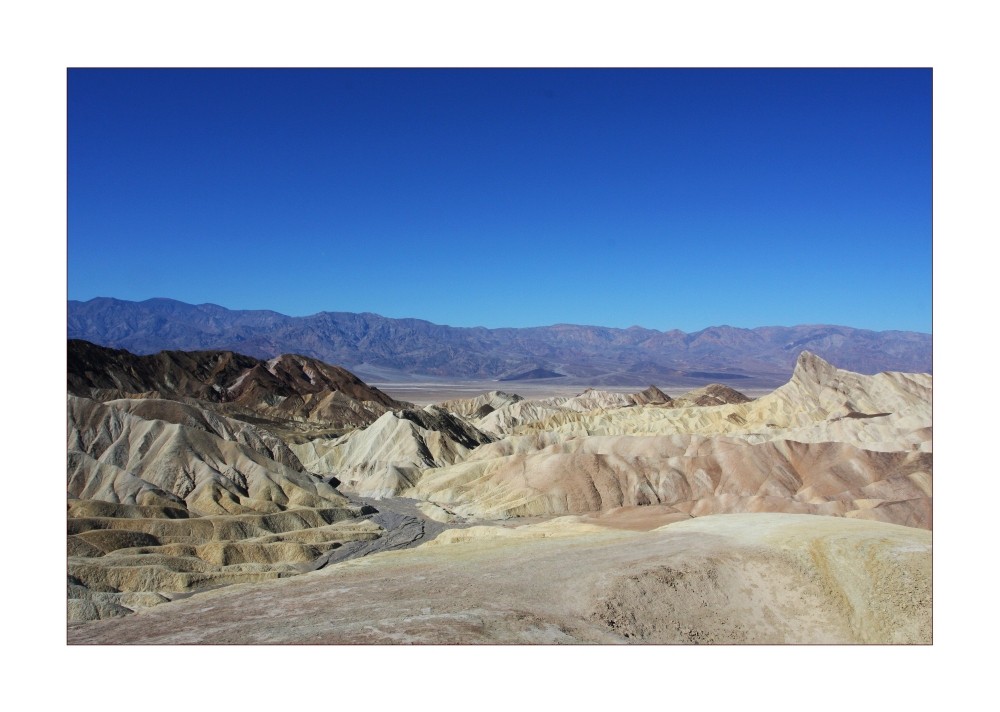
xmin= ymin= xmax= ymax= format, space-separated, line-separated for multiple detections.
xmin=67 ymin=298 xmax=931 ymax=386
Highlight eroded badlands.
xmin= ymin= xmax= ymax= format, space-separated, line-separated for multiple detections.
xmin=67 ymin=345 xmax=932 ymax=643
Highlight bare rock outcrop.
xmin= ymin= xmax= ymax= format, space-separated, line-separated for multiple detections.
xmin=629 ymin=385 xmax=674 ymax=406
xmin=670 ymin=383 xmax=751 ymax=407
xmin=436 ymin=390 xmax=524 ymax=418
xmin=291 ymin=407 xmax=494 ymax=498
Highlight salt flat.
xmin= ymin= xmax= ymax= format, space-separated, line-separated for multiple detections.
xmin=372 ymin=380 xmax=775 ymax=405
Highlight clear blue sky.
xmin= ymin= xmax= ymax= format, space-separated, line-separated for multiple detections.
xmin=68 ymin=68 xmax=931 ymax=333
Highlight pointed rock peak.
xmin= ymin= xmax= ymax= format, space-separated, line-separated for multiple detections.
xmin=264 ymin=354 xmax=294 ymax=375
xmin=372 ymin=410 xmax=401 ymax=425
xmin=792 ymin=351 xmax=840 ymax=384
xmin=697 ymin=384 xmax=751 ymax=405
xmin=632 ymin=385 xmax=673 ymax=405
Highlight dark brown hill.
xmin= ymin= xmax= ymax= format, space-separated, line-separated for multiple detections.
xmin=630 ymin=385 xmax=674 ymax=406
xmin=671 ymin=383 xmax=754 ymax=407
xmin=68 ymin=340 xmax=410 ymax=433
xmin=68 ymin=339 xmax=259 ymax=401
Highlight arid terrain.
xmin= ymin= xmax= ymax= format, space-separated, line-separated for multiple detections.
xmin=67 ymin=341 xmax=932 ymax=644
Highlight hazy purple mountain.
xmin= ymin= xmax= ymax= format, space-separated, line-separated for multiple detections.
xmin=67 ymin=298 xmax=931 ymax=386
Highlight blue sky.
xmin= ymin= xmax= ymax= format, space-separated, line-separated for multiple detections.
xmin=68 ymin=68 xmax=931 ymax=333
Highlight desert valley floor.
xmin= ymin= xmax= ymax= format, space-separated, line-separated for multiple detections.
xmin=66 ymin=343 xmax=932 ymax=644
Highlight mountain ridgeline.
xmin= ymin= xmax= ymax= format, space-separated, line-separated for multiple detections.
xmin=68 ymin=339 xmax=411 ymax=435
xmin=68 ymin=298 xmax=931 ymax=386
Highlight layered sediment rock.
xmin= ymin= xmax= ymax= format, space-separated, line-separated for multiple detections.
xmin=66 ymin=394 xmax=379 ymax=621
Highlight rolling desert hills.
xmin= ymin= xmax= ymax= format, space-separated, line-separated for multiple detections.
xmin=291 ymin=351 xmax=930 ymax=526
xmin=67 ymin=342 xmax=932 ymax=643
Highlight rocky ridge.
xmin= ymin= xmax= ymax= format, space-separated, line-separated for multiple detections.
xmin=68 ymin=297 xmax=932 ymax=384
xmin=69 ymin=339 xmax=411 ymax=435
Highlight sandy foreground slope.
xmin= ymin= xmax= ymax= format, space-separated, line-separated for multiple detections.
xmin=67 ymin=512 xmax=930 ymax=644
